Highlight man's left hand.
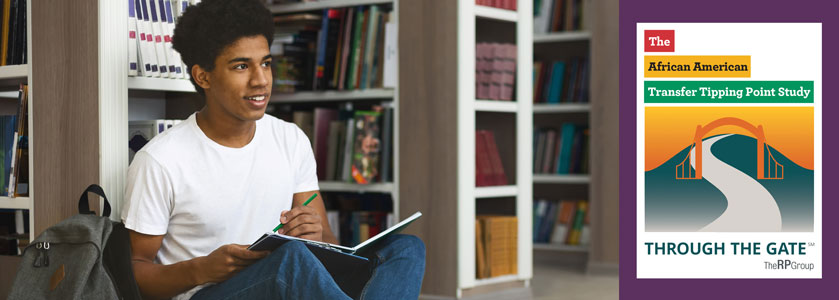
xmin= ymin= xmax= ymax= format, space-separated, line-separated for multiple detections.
xmin=279 ymin=206 xmax=323 ymax=242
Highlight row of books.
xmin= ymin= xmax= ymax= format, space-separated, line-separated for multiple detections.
xmin=533 ymin=199 xmax=588 ymax=245
xmin=327 ymin=210 xmax=394 ymax=248
xmin=534 ymin=0 xmax=585 ymax=33
xmin=0 ymin=209 xmax=28 ymax=255
xmin=476 ymin=43 xmax=517 ymax=101
xmin=0 ymin=85 xmax=28 ymax=197
xmin=533 ymin=58 xmax=589 ymax=104
xmin=476 ymin=0 xmax=518 ymax=11
xmin=533 ymin=124 xmax=589 ymax=175
xmin=272 ymin=5 xmax=396 ymax=93
xmin=128 ymin=0 xmax=194 ymax=79
xmin=0 ymin=0 xmax=26 ymax=66
xmin=476 ymin=215 xmax=518 ymax=279
xmin=476 ymin=130 xmax=509 ymax=187
xmin=321 ymin=191 xmax=394 ymax=247
xmin=128 ymin=119 xmax=183 ymax=163
xmin=289 ymin=105 xmax=393 ymax=184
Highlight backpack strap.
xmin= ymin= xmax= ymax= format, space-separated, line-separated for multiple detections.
xmin=78 ymin=184 xmax=112 ymax=217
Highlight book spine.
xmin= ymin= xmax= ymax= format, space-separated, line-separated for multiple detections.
xmin=148 ymin=0 xmax=170 ymax=78
xmin=128 ymin=0 xmax=139 ymax=76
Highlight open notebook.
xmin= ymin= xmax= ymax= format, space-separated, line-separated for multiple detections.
xmin=248 ymin=211 xmax=422 ymax=256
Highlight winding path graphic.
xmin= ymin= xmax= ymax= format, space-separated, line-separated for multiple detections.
xmin=690 ymin=134 xmax=782 ymax=232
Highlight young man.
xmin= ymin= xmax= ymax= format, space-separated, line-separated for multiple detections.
xmin=122 ymin=0 xmax=425 ymax=299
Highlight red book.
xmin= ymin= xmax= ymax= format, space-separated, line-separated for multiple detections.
xmin=482 ymin=131 xmax=508 ymax=185
xmin=475 ymin=131 xmax=493 ymax=186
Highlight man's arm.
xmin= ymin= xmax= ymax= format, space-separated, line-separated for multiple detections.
xmin=282 ymin=190 xmax=339 ymax=244
xmin=129 ymin=230 xmax=268 ymax=300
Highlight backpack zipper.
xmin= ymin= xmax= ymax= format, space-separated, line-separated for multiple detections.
xmin=32 ymin=242 xmax=50 ymax=267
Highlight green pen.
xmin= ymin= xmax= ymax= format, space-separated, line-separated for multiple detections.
xmin=273 ymin=193 xmax=318 ymax=232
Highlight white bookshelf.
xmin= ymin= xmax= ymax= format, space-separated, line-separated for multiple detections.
xmin=531 ymin=1 xmax=599 ymax=273
xmin=533 ymin=103 xmax=590 ymax=113
xmin=534 ymin=31 xmax=591 ymax=43
xmin=457 ymin=0 xmax=533 ymax=295
xmin=269 ymin=0 xmax=393 ymax=14
xmin=126 ymin=77 xmax=195 ymax=93
xmin=532 ymin=174 xmax=590 ymax=184
xmin=474 ymin=100 xmax=518 ymax=113
xmin=270 ymin=89 xmax=394 ymax=103
xmin=474 ymin=5 xmax=518 ymax=22
xmin=474 ymin=185 xmax=519 ymax=198
xmin=0 ymin=0 xmax=34 ymax=248
xmin=0 ymin=197 xmax=29 ymax=210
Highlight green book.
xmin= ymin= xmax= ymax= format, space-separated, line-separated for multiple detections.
xmin=346 ymin=7 xmax=365 ymax=90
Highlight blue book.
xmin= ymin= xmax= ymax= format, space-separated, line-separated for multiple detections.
xmin=546 ymin=61 xmax=565 ymax=104
xmin=556 ymin=123 xmax=576 ymax=174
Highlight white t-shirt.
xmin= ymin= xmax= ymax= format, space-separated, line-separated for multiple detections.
xmin=121 ymin=113 xmax=319 ymax=300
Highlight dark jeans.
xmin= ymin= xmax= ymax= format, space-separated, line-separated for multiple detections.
xmin=191 ymin=234 xmax=425 ymax=299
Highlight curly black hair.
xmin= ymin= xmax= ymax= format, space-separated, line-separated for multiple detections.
xmin=172 ymin=0 xmax=275 ymax=96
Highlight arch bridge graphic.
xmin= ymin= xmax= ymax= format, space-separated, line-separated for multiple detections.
xmin=676 ymin=117 xmax=783 ymax=180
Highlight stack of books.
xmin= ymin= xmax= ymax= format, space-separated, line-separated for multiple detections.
xmin=128 ymin=0 xmax=192 ymax=79
xmin=532 ymin=199 xmax=588 ymax=246
xmin=285 ymin=104 xmax=394 ymax=184
xmin=533 ymin=57 xmax=589 ymax=104
xmin=0 ymin=0 xmax=26 ymax=66
xmin=476 ymin=130 xmax=509 ymax=187
xmin=475 ymin=0 xmax=517 ymax=11
xmin=272 ymin=5 xmax=396 ymax=93
xmin=476 ymin=215 xmax=518 ymax=279
xmin=533 ymin=0 xmax=586 ymax=33
xmin=476 ymin=43 xmax=517 ymax=101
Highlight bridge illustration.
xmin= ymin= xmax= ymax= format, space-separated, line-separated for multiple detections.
xmin=675 ymin=117 xmax=783 ymax=180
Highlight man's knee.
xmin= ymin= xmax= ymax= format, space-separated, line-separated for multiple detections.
xmin=266 ymin=240 xmax=311 ymax=263
xmin=387 ymin=234 xmax=426 ymax=259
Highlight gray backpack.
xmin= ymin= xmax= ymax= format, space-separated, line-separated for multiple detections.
xmin=8 ymin=185 xmax=142 ymax=300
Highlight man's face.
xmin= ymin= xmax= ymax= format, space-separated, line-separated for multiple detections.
xmin=205 ymin=35 xmax=272 ymax=122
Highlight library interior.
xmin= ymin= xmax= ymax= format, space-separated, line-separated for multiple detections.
xmin=0 ymin=0 xmax=618 ymax=299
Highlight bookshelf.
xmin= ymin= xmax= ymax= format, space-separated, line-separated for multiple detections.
xmin=399 ymin=0 xmax=532 ymax=298
xmin=530 ymin=0 xmax=620 ymax=274
xmin=531 ymin=0 xmax=594 ymax=258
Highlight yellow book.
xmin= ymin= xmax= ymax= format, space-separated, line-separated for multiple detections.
xmin=1 ymin=0 xmax=10 ymax=66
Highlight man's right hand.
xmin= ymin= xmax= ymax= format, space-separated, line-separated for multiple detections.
xmin=193 ymin=244 xmax=270 ymax=284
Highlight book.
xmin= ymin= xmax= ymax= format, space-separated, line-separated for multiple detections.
xmin=313 ymin=108 xmax=338 ymax=179
xmin=128 ymin=0 xmax=140 ymax=76
xmin=350 ymin=111 xmax=381 ymax=184
xmin=249 ymin=211 xmax=422 ymax=256
xmin=382 ymin=22 xmax=397 ymax=88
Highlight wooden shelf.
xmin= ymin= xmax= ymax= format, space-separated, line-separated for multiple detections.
xmin=533 ymin=103 xmax=590 ymax=113
xmin=127 ymin=77 xmax=196 ymax=93
xmin=532 ymin=174 xmax=590 ymax=184
xmin=318 ymin=181 xmax=394 ymax=193
xmin=474 ymin=100 xmax=518 ymax=113
xmin=475 ymin=185 xmax=519 ymax=198
xmin=0 ymin=197 xmax=29 ymax=210
xmin=533 ymin=31 xmax=591 ymax=43
xmin=474 ymin=5 xmax=518 ymax=22
xmin=269 ymin=0 xmax=393 ymax=14
xmin=270 ymin=89 xmax=394 ymax=103
xmin=533 ymin=243 xmax=589 ymax=252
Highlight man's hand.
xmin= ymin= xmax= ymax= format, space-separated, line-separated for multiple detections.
xmin=279 ymin=206 xmax=323 ymax=242
xmin=192 ymin=244 xmax=269 ymax=285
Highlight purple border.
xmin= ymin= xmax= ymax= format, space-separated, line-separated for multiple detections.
xmin=620 ymin=0 xmax=838 ymax=298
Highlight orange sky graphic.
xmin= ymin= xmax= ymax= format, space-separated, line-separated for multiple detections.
xmin=645 ymin=107 xmax=814 ymax=171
